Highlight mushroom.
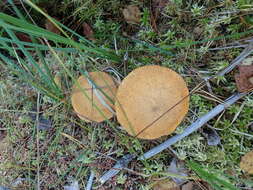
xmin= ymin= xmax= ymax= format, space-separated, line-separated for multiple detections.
xmin=71 ymin=71 xmax=117 ymax=122
xmin=115 ymin=65 xmax=189 ymax=139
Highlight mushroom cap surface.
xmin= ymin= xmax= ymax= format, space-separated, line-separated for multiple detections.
xmin=115 ymin=65 xmax=189 ymax=139
xmin=71 ymin=72 xmax=117 ymax=122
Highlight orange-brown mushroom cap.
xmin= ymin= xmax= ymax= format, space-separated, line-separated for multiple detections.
xmin=115 ymin=65 xmax=189 ymax=139
xmin=71 ymin=72 xmax=117 ymax=122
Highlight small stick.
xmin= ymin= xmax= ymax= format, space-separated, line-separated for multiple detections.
xmin=36 ymin=92 xmax=41 ymax=190
xmin=86 ymin=171 xmax=95 ymax=190
xmin=100 ymin=154 xmax=135 ymax=184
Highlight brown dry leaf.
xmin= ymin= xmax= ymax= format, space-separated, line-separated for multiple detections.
xmin=82 ymin=22 xmax=96 ymax=41
xmin=16 ymin=33 xmax=32 ymax=43
xmin=234 ymin=65 xmax=253 ymax=92
xmin=123 ymin=5 xmax=141 ymax=24
xmin=240 ymin=150 xmax=253 ymax=174
xmin=152 ymin=179 xmax=180 ymax=190
xmin=45 ymin=18 xmax=61 ymax=35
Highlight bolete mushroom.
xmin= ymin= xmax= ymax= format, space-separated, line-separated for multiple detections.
xmin=71 ymin=71 xmax=117 ymax=122
xmin=115 ymin=65 xmax=189 ymax=139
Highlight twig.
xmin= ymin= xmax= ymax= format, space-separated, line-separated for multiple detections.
xmin=36 ymin=92 xmax=41 ymax=190
xmin=0 ymin=186 xmax=12 ymax=190
xmin=208 ymin=44 xmax=248 ymax=50
xmin=86 ymin=171 xmax=95 ymax=190
xmin=100 ymin=154 xmax=135 ymax=184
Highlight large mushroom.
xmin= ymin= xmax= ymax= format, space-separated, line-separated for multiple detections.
xmin=115 ymin=65 xmax=189 ymax=139
xmin=71 ymin=71 xmax=117 ymax=122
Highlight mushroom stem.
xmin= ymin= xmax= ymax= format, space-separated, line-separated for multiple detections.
xmin=99 ymin=92 xmax=247 ymax=183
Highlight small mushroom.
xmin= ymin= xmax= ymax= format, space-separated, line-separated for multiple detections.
xmin=115 ymin=65 xmax=189 ymax=139
xmin=71 ymin=72 xmax=117 ymax=122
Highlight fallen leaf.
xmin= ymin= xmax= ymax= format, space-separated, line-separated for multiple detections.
xmin=235 ymin=65 xmax=253 ymax=92
xmin=82 ymin=22 xmax=96 ymax=41
xmin=16 ymin=33 xmax=32 ymax=43
xmin=29 ymin=113 xmax=52 ymax=131
xmin=123 ymin=5 xmax=141 ymax=24
xmin=202 ymin=127 xmax=220 ymax=146
xmin=45 ymin=18 xmax=61 ymax=35
xmin=152 ymin=179 xmax=180 ymax=190
xmin=240 ymin=150 xmax=253 ymax=174
xmin=37 ymin=117 xmax=52 ymax=131
xmin=168 ymin=158 xmax=188 ymax=184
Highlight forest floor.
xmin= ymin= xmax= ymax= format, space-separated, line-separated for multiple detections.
xmin=0 ymin=0 xmax=253 ymax=189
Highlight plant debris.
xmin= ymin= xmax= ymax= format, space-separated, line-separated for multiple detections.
xmin=168 ymin=159 xmax=188 ymax=184
xmin=45 ymin=18 xmax=61 ymax=35
xmin=122 ymin=5 xmax=141 ymax=24
xmin=0 ymin=136 xmax=9 ymax=153
xmin=63 ymin=178 xmax=80 ymax=190
xmin=0 ymin=128 xmax=6 ymax=142
xmin=29 ymin=113 xmax=52 ymax=131
xmin=201 ymin=127 xmax=221 ymax=146
xmin=82 ymin=22 xmax=95 ymax=41
xmin=235 ymin=65 xmax=253 ymax=92
xmin=16 ymin=33 xmax=32 ymax=43
xmin=181 ymin=182 xmax=193 ymax=190
xmin=152 ymin=179 xmax=179 ymax=190
xmin=54 ymin=73 xmax=62 ymax=89
xmin=151 ymin=0 xmax=169 ymax=32
xmin=240 ymin=150 xmax=253 ymax=174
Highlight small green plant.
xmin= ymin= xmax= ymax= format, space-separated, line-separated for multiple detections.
xmin=187 ymin=161 xmax=239 ymax=190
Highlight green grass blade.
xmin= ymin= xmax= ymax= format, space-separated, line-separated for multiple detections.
xmin=187 ymin=161 xmax=239 ymax=190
